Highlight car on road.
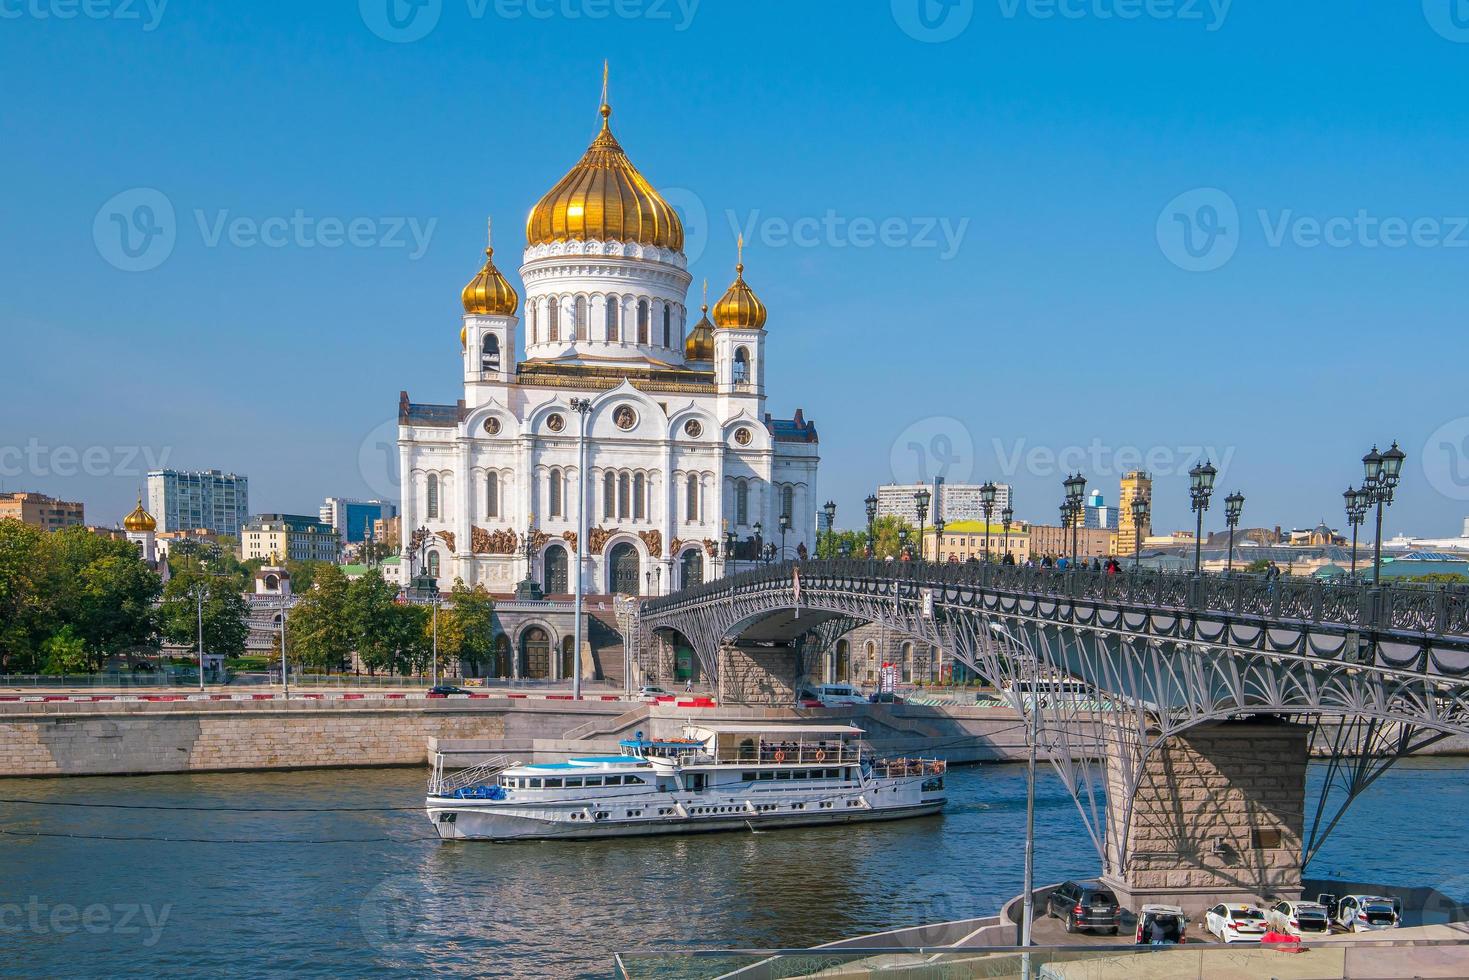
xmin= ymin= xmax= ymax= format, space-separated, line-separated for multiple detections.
xmin=1133 ymin=904 xmax=1187 ymax=945
xmin=1330 ymin=894 xmax=1401 ymax=932
xmin=1046 ymin=880 xmax=1120 ymax=935
xmin=1204 ymin=903 xmax=1268 ymax=943
xmin=1265 ymin=899 xmax=1331 ymax=938
xmin=426 ymin=685 xmax=470 ymax=697
xmin=636 ymin=686 xmax=674 ymax=702
xmin=868 ymin=691 xmax=905 ymax=704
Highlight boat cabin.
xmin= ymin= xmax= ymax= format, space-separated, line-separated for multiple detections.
xmin=620 ymin=724 xmax=866 ymax=767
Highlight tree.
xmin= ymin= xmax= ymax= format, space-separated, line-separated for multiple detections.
xmin=285 ymin=564 xmax=353 ymax=671
xmin=1244 ymin=559 xmax=1272 ymax=574
xmin=816 ymin=529 xmax=868 ymax=560
xmin=159 ymin=571 xmax=249 ymax=663
xmin=0 ymin=519 xmax=52 ymax=672
xmin=438 ymin=579 xmax=496 ymax=676
xmin=40 ymin=626 xmax=90 ymax=675
xmin=870 ymin=515 xmax=917 ymax=561
xmin=346 ymin=571 xmax=420 ymax=675
xmin=44 ymin=527 xmax=161 ymax=670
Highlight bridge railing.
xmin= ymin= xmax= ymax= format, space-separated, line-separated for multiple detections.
xmin=643 ymin=559 xmax=1469 ymax=638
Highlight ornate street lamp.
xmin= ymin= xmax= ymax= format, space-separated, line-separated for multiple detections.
xmin=863 ymin=494 xmax=878 ymax=558
xmin=934 ymin=517 xmax=946 ymax=564
xmin=514 ymin=513 xmax=543 ymax=600
xmin=838 ymin=540 xmax=851 ymax=559
xmin=1063 ymin=474 xmax=1087 ymax=566
xmin=914 ymin=487 xmax=932 ymax=563
xmin=981 ymin=481 xmax=998 ymax=564
xmin=898 ymin=526 xmax=911 ymax=561
xmin=779 ymin=512 xmax=792 ymax=561
xmin=1362 ymin=442 xmax=1406 ymax=586
xmin=822 ymin=500 xmax=837 ymax=558
xmin=1001 ymin=505 xmax=1014 ymax=565
xmin=1058 ymin=502 xmax=1070 ymax=565
xmin=1130 ymin=495 xmax=1150 ymax=570
xmin=723 ymin=521 xmax=737 ymax=566
xmin=1224 ymin=491 xmax=1245 ymax=574
xmin=1189 ymin=461 xmax=1217 ymax=576
xmin=1344 ymin=486 xmax=1370 ymax=579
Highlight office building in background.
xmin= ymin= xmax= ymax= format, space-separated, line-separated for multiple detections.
xmin=147 ymin=469 xmax=249 ymax=537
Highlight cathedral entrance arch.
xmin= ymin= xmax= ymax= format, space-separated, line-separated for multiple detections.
xmin=608 ymin=542 xmax=641 ymax=596
xmin=521 ymin=627 xmax=551 ymax=679
xmin=544 ymin=545 xmax=568 ymax=594
xmin=679 ymin=549 xmax=704 ymax=589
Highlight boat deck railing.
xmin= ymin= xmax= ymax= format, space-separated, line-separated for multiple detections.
xmin=711 ymin=744 xmax=862 ymax=766
xmin=869 ymin=757 xmax=947 ymax=778
xmin=430 ymin=754 xmax=519 ymax=796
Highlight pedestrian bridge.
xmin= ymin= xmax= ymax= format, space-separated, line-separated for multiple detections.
xmin=617 ymin=560 xmax=1469 ymax=909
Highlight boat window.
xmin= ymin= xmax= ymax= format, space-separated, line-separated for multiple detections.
xmin=564 ymin=777 xmax=583 ymax=788
xmin=776 ymin=771 xmax=791 ymax=780
xmin=583 ymin=776 xmax=603 ymax=787
xmin=604 ymin=775 xmax=622 ymax=786
xmin=543 ymin=778 xmax=563 ymax=788
xmin=741 ymin=772 xmax=758 ymax=781
xmin=826 ymin=768 xmax=840 ymax=778
xmin=528 ymin=778 xmax=543 ymax=788
xmin=758 ymin=771 xmax=774 ymax=780
xmin=625 ymin=775 xmax=647 ymax=785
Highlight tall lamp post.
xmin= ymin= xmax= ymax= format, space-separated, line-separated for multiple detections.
xmin=1344 ymin=486 xmax=1369 ymax=580
xmin=723 ymin=523 xmax=737 ymax=572
xmin=194 ymin=582 xmax=207 ymax=692
xmin=1361 ymin=442 xmax=1406 ymax=586
xmin=1063 ymin=474 xmax=1087 ymax=567
xmin=934 ymin=517 xmax=946 ymax=564
xmin=980 ymin=481 xmax=998 ymax=564
xmin=1189 ymin=461 xmax=1217 ymax=576
xmin=822 ymin=500 xmax=837 ymax=558
xmin=914 ymin=487 xmax=932 ymax=563
xmin=779 ymin=512 xmax=792 ymax=561
xmin=864 ymin=494 xmax=878 ymax=558
xmin=569 ymin=397 xmax=592 ymax=700
xmin=898 ymin=526 xmax=911 ymax=561
xmin=1001 ymin=505 xmax=1014 ymax=564
xmin=1223 ymin=491 xmax=1245 ymax=574
xmin=1130 ymin=496 xmax=1150 ymax=570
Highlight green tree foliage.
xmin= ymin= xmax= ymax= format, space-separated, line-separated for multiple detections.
xmin=437 ymin=579 xmax=496 ymax=676
xmin=0 ymin=520 xmax=52 ymax=671
xmin=284 ymin=564 xmax=353 ymax=671
xmin=815 ymin=529 xmax=869 ymax=560
xmin=40 ymin=625 xmax=90 ymax=675
xmin=870 ymin=515 xmax=917 ymax=560
xmin=346 ymin=571 xmax=428 ymax=675
xmin=166 ymin=538 xmax=252 ymax=591
xmin=159 ymin=570 xmax=250 ymax=662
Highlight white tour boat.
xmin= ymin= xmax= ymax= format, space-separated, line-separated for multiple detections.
xmin=425 ymin=723 xmax=947 ymax=841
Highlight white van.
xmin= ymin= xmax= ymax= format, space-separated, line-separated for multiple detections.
xmin=800 ymin=683 xmax=868 ymax=707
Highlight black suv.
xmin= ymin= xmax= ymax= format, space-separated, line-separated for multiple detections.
xmin=1047 ymin=880 xmax=1120 ymax=934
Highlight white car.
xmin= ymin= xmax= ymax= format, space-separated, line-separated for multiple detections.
xmin=1333 ymin=895 xmax=1400 ymax=932
xmin=1204 ymin=903 xmax=1267 ymax=943
xmin=636 ymin=686 xmax=674 ymax=702
xmin=1265 ymin=900 xmax=1331 ymax=938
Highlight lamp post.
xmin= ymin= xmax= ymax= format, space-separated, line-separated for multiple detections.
xmin=515 ymin=513 xmax=542 ymax=600
xmin=981 ymin=481 xmax=998 ymax=564
xmin=430 ymin=594 xmax=441 ymax=688
xmin=1189 ymin=461 xmax=1217 ymax=576
xmin=779 ymin=512 xmax=792 ymax=562
xmin=1001 ymin=505 xmax=1014 ymax=564
xmin=822 ymin=500 xmax=837 ymax=559
xmin=1063 ymin=474 xmax=1086 ymax=566
xmin=1362 ymin=442 xmax=1406 ymax=586
xmin=569 ymin=397 xmax=592 ymax=700
xmin=1344 ymin=486 xmax=1369 ymax=580
xmin=194 ymin=582 xmax=206 ymax=692
xmin=864 ymin=494 xmax=878 ymax=558
xmin=1058 ymin=503 xmax=1070 ymax=565
xmin=1224 ymin=491 xmax=1245 ymax=574
xmin=1130 ymin=495 xmax=1150 ymax=570
xmin=914 ymin=487 xmax=932 ymax=563
xmin=934 ymin=517 xmax=946 ymax=564
xmin=898 ymin=526 xmax=911 ymax=561
xmin=278 ymin=589 xmax=289 ymax=700
xmin=723 ymin=522 xmax=737 ymax=571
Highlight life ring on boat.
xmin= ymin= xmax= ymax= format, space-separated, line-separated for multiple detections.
xmin=773 ymin=750 xmax=786 ymax=763
xmin=815 ymin=750 xmax=826 ymax=763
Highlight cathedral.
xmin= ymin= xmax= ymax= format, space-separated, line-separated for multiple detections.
xmin=397 ymin=91 xmax=820 ymax=599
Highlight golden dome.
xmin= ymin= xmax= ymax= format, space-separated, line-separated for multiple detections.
xmin=123 ymin=498 xmax=156 ymax=533
xmin=712 ymin=241 xmax=768 ymax=329
xmin=685 ymin=298 xmax=716 ymax=362
xmin=526 ymin=102 xmax=684 ymax=252
xmin=462 ymin=242 xmax=519 ymax=317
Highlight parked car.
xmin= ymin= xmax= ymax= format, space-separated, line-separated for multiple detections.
xmin=1329 ymin=894 xmax=1401 ymax=932
xmin=1133 ymin=904 xmax=1187 ymax=945
xmin=868 ymin=691 xmax=905 ymax=704
xmin=1046 ymin=880 xmax=1120 ymax=935
xmin=1204 ymin=903 xmax=1267 ymax=943
xmin=426 ymin=685 xmax=469 ymax=697
xmin=637 ymin=686 xmax=674 ymax=702
xmin=1265 ymin=899 xmax=1331 ymax=938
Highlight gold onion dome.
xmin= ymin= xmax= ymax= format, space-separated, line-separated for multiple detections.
xmin=712 ymin=241 xmax=768 ymax=329
xmin=123 ymin=498 xmax=156 ymax=533
xmin=462 ymin=240 xmax=519 ymax=317
xmin=525 ymin=102 xmax=684 ymax=252
xmin=685 ymin=290 xmax=716 ymax=361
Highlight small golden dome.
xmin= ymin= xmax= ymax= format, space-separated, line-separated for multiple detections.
xmin=526 ymin=101 xmax=684 ymax=252
xmin=123 ymin=498 xmax=156 ymax=533
xmin=713 ymin=243 xmax=767 ymax=329
xmin=685 ymin=303 xmax=716 ymax=361
xmin=462 ymin=245 xmax=519 ymax=316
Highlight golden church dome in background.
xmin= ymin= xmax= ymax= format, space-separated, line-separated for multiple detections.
xmin=526 ymin=102 xmax=684 ymax=252
xmin=123 ymin=498 xmax=156 ymax=533
xmin=462 ymin=241 xmax=520 ymax=317
xmin=685 ymin=284 xmax=716 ymax=361
xmin=712 ymin=240 xmax=767 ymax=330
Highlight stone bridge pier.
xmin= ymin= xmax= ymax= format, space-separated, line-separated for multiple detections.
xmin=1102 ymin=718 xmax=1310 ymax=911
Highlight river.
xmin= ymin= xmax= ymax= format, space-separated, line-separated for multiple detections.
xmin=0 ymin=760 xmax=1465 ymax=977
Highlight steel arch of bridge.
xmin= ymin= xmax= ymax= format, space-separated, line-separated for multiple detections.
xmin=623 ymin=560 xmax=1469 ymax=876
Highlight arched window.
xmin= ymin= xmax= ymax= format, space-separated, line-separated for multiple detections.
xmin=900 ymin=641 xmax=914 ymax=683
xmin=633 ymin=473 xmax=646 ymax=521
xmin=606 ymin=297 xmax=619 ymax=341
xmin=781 ymin=485 xmax=795 ymax=522
xmin=427 ymin=551 xmax=440 ymax=578
xmin=662 ymin=306 xmax=671 ymax=347
xmin=548 ymin=299 xmax=561 ymax=342
xmin=486 ymin=472 xmax=499 ymax=519
xmin=637 ymin=300 xmax=649 ymax=345
xmin=618 ymin=473 xmax=630 ymax=520
xmin=603 ymin=472 xmax=616 ymax=520
xmin=686 ymin=473 xmax=699 ymax=522
xmin=735 ymin=480 xmax=749 ymax=526
xmin=481 ymin=334 xmax=500 ymax=374
xmin=681 ymin=548 xmax=703 ymax=588
xmin=528 ymin=304 xmax=537 ymax=344
xmin=574 ymin=296 xmax=587 ymax=340
xmin=733 ymin=347 xmax=750 ymax=384
xmin=426 ymin=474 xmax=440 ymax=520
xmin=549 ymin=469 xmax=563 ymax=518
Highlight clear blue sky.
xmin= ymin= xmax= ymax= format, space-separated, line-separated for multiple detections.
xmin=3 ymin=0 xmax=1468 ymax=539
